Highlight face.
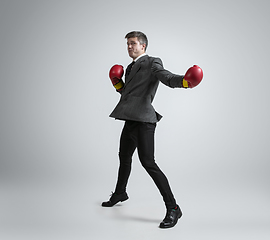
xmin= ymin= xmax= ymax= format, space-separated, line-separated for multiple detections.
xmin=127 ymin=37 xmax=146 ymax=60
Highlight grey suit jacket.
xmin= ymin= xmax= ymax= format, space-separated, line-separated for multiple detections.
xmin=109 ymin=55 xmax=184 ymax=123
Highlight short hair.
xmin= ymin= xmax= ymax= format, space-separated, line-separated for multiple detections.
xmin=125 ymin=31 xmax=148 ymax=51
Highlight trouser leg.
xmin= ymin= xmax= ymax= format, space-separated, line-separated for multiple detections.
xmin=114 ymin=122 xmax=137 ymax=194
xmin=137 ymin=122 xmax=177 ymax=209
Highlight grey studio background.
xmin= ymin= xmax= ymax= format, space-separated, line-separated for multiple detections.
xmin=0 ymin=0 xmax=269 ymax=239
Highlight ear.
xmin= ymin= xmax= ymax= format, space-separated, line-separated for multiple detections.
xmin=142 ymin=43 xmax=146 ymax=51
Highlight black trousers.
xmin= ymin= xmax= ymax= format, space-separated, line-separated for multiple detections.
xmin=114 ymin=120 xmax=177 ymax=209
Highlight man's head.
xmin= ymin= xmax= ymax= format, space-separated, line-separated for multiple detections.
xmin=125 ymin=31 xmax=148 ymax=60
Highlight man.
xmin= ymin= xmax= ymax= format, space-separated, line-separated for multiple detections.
xmin=102 ymin=31 xmax=202 ymax=229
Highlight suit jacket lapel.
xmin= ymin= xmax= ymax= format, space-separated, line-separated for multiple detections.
xmin=125 ymin=55 xmax=147 ymax=87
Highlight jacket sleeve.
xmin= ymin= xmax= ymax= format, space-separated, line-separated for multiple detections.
xmin=151 ymin=57 xmax=184 ymax=88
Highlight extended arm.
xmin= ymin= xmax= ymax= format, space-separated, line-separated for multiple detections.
xmin=151 ymin=58 xmax=203 ymax=89
xmin=151 ymin=58 xmax=184 ymax=88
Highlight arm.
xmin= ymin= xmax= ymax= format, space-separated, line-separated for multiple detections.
xmin=151 ymin=58 xmax=184 ymax=88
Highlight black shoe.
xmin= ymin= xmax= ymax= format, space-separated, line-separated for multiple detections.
xmin=159 ymin=205 xmax=182 ymax=229
xmin=101 ymin=192 xmax=129 ymax=207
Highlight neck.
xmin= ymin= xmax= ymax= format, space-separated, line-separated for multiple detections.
xmin=133 ymin=52 xmax=146 ymax=61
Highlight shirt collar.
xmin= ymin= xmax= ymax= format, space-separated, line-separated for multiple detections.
xmin=134 ymin=53 xmax=147 ymax=62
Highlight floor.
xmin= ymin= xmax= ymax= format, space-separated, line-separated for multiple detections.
xmin=1 ymin=179 xmax=270 ymax=240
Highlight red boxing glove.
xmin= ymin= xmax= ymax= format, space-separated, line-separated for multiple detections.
xmin=182 ymin=65 xmax=203 ymax=88
xmin=109 ymin=64 xmax=124 ymax=92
